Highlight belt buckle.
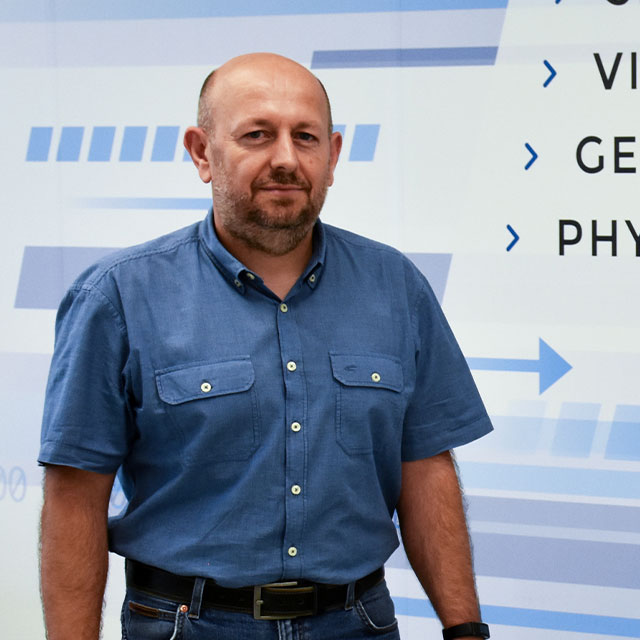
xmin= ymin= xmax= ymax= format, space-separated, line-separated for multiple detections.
xmin=253 ymin=581 xmax=317 ymax=620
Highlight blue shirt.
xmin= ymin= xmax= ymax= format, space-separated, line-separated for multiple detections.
xmin=39 ymin=210 xmax=492 ymax=588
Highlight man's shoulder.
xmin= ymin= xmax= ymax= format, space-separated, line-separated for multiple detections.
xmin=72 ymin=220 xmax=202 ymax=290
xmin=323 ymin=223 xmax=405 ymax=260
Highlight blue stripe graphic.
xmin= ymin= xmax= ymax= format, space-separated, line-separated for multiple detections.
xmin=349 ymin=125 xmax=380 ymax=161
xmin=77 ymin=198 xmax=211 ymax=210
xmin=393 ymin=597 xmax=640 ymax=637
xmin=551 ymin=402 xmax=599 ymax=458
xmin=56 ymin=126 xmax=84 ymax=161
xmin=88 ymin=126 xmax=115 ymax=162
xmin=26 ymin=127 xmax=53 ymax=161
xmin=461 ymin=462 xmax=640 ymax=499
xmin=15 ymin=245 xmax=450 ymax=310
xmin=151 ymin=126 xmax=180 ymax=162
xmin=120 ymin=126 xmax=147 ymax=162
xmin=311 ymin=46 xmax=498 ymax=69
xmin=606 ymin=405 xmax=640 ymax=461
xmin=0 ymin=1 xmax=509 ymax=22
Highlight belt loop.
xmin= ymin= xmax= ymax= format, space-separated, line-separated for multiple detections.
xmin=344 ymin=581 xmax=355 ymax=611
xmin=188 ymin=577 xmax=206 ymax=619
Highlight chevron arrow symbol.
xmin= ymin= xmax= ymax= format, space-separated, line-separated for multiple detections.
xmin=524 ymin=143 xmax=538 ymax=170
xmin=466 ymin=338 xmax=572 ymax=394
xmin=506 ymin=225 xmax=519 ymax=252
xmin=543 ymin=60 xmax=557 ymax=87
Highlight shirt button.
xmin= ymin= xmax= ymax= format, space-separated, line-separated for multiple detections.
xmin=246 ymin=272 xmax=255 ymax=280
xmin=291 ymin=422 xmax=301 ymax=432
xmin=234 ymin=279 xmax=242 ymax=288
xmin=288 ymin=546 xmax=298 ymax=557
xmin=286 ymin=361 xmax=297 ymax=372
xmin=280 ymin=303 xmax=288 ymax=313
xmin=201 ymin=381 xmax=212 ymax=393
xmin=371 ymin=372 xmax=381 ymax=383
xmin=291 ymin=484 xmax=301 ymax=495
xmin=308 ymin=274 xmax=316 ymax=283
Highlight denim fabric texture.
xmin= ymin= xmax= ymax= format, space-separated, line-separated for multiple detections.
xmin=39 ymin=209 xmax=492 ymax=587
xmin=121 ymin=579 xmax=400 ymax=640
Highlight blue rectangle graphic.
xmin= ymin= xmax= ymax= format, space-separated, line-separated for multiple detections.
xmin=349 ymin=124 xmax=380 ymax=162
xmin=151 ymin=126 xmax=179 ymax=162
xmin=311 ymin=46 xmax=498 ymax=69
xmin=14 ymin=246 xmax=117 ymax=310
xmin=56 ymin=126 xmax=84 ymax=161
xmin=0 ymin=1 xmax=509 ymax=22
xmin=88 ymin=126 xmax=116 ymax=161
xmin=606 ymin=404 xmax=640 ymax=461
xmin=26 ymin=127 xmax=53 ymax=161
xmin=393 ymin=597 xmax=640 ymax=638
xmin=120 ymin=126 xmax=147 ymax=161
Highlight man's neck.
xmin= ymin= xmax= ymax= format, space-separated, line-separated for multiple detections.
xmin=216 ymin=226 xmax=314 ymax=301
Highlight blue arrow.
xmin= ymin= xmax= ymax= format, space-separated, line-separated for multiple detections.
xmin=506 ymin=225 xmax=519 ymax=251
xmin=543 ymin=60 xmax=557 ymax=87
xmin=524 ymin=143 xmax=538 ymax=170
xmin=466 ymin=338 xmax=572 ymax=394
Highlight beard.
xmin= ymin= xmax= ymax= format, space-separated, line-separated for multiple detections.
xmin=212 ymin=168 xmax=330 ymax=257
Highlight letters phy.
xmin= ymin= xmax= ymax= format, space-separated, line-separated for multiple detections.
xmin=559 ymin=220 xmax=640 ymax=256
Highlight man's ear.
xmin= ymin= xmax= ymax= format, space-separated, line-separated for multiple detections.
xmin=327 ymin=130 xmax=343 ymax=187
xmin=184 ymin=127 xmax=213 ymax=183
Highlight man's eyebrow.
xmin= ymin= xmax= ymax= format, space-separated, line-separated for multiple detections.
xmin=234 ymin=118 xmax=323 ymax=130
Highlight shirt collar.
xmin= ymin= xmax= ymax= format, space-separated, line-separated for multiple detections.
xmin=199 ymin=208 xmax=326 ymax=295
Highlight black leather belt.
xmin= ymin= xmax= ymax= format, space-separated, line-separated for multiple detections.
xmin=126 ymin=559 xmax=384 ymax=620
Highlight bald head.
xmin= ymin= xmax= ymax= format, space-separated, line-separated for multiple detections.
xmin=197 ymin=53 xmax=333 ymax=137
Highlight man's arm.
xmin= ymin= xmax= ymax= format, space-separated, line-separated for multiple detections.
xmin=40 ymin=465 xmax=116 ymax=640
xmin=396 ymin=450 xmax=481 ymax=635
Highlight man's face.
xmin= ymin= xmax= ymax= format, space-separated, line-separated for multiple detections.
xmin=200 ymin=57 xmax=341 ymax=256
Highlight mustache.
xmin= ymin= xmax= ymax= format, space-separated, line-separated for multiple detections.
xmin=253 ymin=171 xmax=310 ymax=190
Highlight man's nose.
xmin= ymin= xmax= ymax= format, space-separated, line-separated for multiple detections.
xmin=270 ymin=133 xmax=299 ymax=173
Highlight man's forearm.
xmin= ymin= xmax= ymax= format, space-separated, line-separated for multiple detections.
xmin=40 ymin=466 xmax=115 ymax=640
xmin=396 ymin=451 xmax=481 ymax=632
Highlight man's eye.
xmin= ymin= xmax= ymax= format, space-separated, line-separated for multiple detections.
xmin=246 ymin=131 xmax=264 ymax=139
xmin=297 ymin=132 xmax=316 ymax=142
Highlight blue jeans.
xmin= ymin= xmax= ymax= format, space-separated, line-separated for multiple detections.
xmin=121 ymin=578 xmax=400 ymax=639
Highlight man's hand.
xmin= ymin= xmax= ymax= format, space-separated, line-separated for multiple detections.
xmin=40 ymin=465 xmax=115 ymax=640
xmin=396 ymin=451 xmax=482 ymax=631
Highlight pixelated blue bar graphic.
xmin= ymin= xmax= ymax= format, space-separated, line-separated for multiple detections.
xmin=606 ymin=404 xmax=640 ymax=461
xmin=56 ymin=126 xmax=83 ymax=161
xmin=15 ymin=245 xmax=451 ymax=310
xmin=349 ymin=125 xmax=380 ymax=162
xmin=14 ymin=246 xmax=117 ymax=309
xmin=311 ymin=46 xmax=498 ymax=69
xmin=120 ymin=126 xmax=147 ymax=161
xmin=88 ymin=126 xmax=116 ymax=162
xmin=26 ymin=126 xmax=53 ymax=161
xmin=405 ymin=253 xmax=451 ymax=305
xmin=151 ymin=126 xmax=179 ymax=162
xmin=0 ymin=1 xmax=509 ymax=22
xmin=551 ymin=402 xmax=600 ymax=458
xmin=393 ymin=598 xmax=640 ymax=637
xmin=394 ymin=598 xmax=640 ymax=637
xmin=462 ymin=462 xmax=640 ymax=499
xmin=76 ymin=197 xmax=211 ymax=210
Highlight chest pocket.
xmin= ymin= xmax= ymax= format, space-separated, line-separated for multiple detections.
xmin=329 ymin=352 xmax=404 ymax=455
xmin=155 ymin=357 xmax=260 ymax=463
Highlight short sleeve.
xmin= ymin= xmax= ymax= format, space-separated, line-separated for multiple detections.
xmin=39 ymin=284 xmax=133 ymax=472
xmin=401 ymin=277 xmax=493 ymax=461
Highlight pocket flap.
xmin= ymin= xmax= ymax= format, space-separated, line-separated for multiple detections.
xmin=329 ymin=353 xmax=403 ymax=392
xmin=156 ymin=357 xmax=255 ymax=405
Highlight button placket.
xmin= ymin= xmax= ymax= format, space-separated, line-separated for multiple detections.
xmin=274 ymin=298 xmax=306 ymax=573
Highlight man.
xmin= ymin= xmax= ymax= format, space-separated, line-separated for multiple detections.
xmin=39 ymin=53 xmax=493 ymax=640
